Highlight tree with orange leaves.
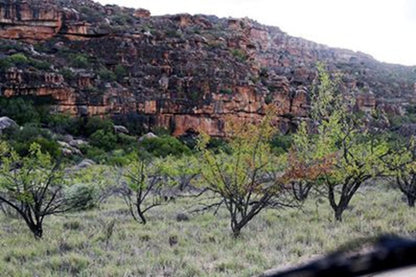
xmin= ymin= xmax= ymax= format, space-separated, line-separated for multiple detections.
xmin=197 ymin=107 xmax=297 ymax=237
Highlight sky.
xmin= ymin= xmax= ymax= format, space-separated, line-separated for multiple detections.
xmin=97 ymin=0 xmax=416 ymax=66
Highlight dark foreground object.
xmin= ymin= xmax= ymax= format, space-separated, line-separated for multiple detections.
xmin=261 ymin=235 xmax=416 ymax=277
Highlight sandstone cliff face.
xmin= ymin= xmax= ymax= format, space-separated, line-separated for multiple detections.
xmin=0 ymin=0 xmax=415 ymax=136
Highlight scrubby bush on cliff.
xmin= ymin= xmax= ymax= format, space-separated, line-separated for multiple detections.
xmin=0 ymin=53 xmax=51 ymax=72
xmin=114 ymin=64 xmax=127 ymax=81
xmin=71 ymin=54 xmax=90 ymax=69
xmin=98 ymin=68 xmax=116 ymax=82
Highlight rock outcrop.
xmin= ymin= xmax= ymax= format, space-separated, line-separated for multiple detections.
xmin=0 ymin=0 xmax=415 ymax=136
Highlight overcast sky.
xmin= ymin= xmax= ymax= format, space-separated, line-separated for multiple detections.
xmin=97 ymin=0 xmax=416 ymax=66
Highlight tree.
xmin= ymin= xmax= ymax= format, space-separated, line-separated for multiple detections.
xmin=159 ymin=154 xmax=200 ymax=191
xmin=197 ymin=108 xmax=295 ymax=237
xmin=0 ymin=142 xmax=70 ymax=238
xmin=286 ymin=122 xmax=334 ymax=201
xmin=303 ymin=64 xmax=389 ymax=221
xmin=322 ymin=124 xmax=388 ymax=221
xmin=119 ymin=155 xmax=168 ymax=224
xmin=385 ymin=137 xmax=416 ymax=207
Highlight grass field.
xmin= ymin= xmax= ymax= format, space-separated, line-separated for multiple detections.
xmin=1 ymin=183 xmax=416 ymax=277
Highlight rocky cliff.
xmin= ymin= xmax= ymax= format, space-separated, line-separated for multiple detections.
xmin=0 ymin=0 xmax=415 ymax=136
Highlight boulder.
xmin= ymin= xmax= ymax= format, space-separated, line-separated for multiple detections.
xmin=138 ymin=132 xmax=158 ymax=142
xmin=77 ymin=159 xmax=96 ymax=169
xmin=69 ymin=139 xmax=88 ymax=148
xmin=114 ymin=125 xmax=129 ymax=134
xmin=0 ymin=117 xmax=18 ymax=132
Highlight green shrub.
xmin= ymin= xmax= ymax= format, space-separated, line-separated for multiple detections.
xmin=33 ymin=137 xmax=61 ymax=158
xmin=270 ymin=134 xmax=293 ymax=154
xmin=65 ymin=184 xmax=98 ymax=211
xmin=230 ymin=49 xmax=247 ymax=62
xmin=0 ymin=53 xmax=50 ymax=72
xmin=139 ymin=135 xmax=191 ymax=157
xmin=106 ymin=149 xmax=136 ymax=166
xmin=98 ymin=68 xmax=116 ymax=82
xmin=29 ymin=59 xmax=51 ymax=70
xmin=0 ymin=59 xmax=12 ymax=71
xmin=0 ymin=98 xmax=40 ymax=125
xmin=60 ymin=68 xmax=76 ymax=81
xmin=85 ymin=117 xmax=113 ymax=137
xmin=8 ymin=53 xmax=29 ymax=65
xmin=207 ymin=137 xmax=231 ymax=154
xmin=219 ymin=88 xmax=233 ymax=95
xmin=4 ymin=123 xmax=61 ymax=158
xmin=89 ymin=130 xmax=117 ymax=151
xmin=82 ymin=145 xmax=107 ymax=163
xmin=117 ymin=133 xmax=137 ymax=149
xmin=114 ymin=64 xmax=127 ymax=81
xmin=45 ymin=113 xmax=80 ymax=135
xmin=71 ymin=54 xmax=90 ymax=68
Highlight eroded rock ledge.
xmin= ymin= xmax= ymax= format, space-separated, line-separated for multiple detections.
xmin=0 ymin=0 xmax=414 ymax=136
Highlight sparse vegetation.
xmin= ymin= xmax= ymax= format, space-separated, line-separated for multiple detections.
xmin=1 ymin=61 xmax=416 ymax=276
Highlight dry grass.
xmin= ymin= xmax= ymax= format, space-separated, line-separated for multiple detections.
xmin=1 ymin=184 xmax=416 ymax=276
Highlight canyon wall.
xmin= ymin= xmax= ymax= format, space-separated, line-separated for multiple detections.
xmin=0 ymin=0 xmax=414 ymax=136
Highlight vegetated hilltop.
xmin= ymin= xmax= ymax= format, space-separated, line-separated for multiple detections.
xmin=0 ymin=0 xmax=415 ymax=136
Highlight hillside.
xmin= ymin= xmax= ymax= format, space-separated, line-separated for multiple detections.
xmin=0 ymin=0 xmax=415 ymax=136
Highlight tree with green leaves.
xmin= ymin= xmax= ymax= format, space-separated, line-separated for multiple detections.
xmin=198 ymin=108 xmax=295 ymax=237
xmin=297 ymin=64 xmax=390 ymax=221
xmin=158 ymin=154 xmax=200 ymax=191
xmin=384 ymin=137 xmax=416 ymax=207
xmin=119 ymin=155 xmax=171 ymax=224
xmin=0 ymin=142 xmax=71 ymax=238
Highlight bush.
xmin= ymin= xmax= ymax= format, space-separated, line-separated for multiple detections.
xmin=71 ymin=54 xmax=90 ymax=68
xmin=0 ymin=53 xmax=50 ymax=71
xmin=5 ymin=123 xmax=61 ymax=158
xmin=106 ymin=149 xmax=137 ymax=166
xmin=0 ymin=98 xmax=40 ymax=125
xmin=84 ymin=117 xmax=113 ymax=137
xmin=8 ymin=53 xmax=29 ymax=65
xmin=65 ymin=184 xmax=98 ymax=211
xmin=81 ymin=145 xmax=107 ymax=163
xmin=114 ymin=64 xmax=127 ymax=81
xmin=112 ymin=113 xmax=148 ymax=135
xmin=60 ymin=68 xmax=76 ymax=81
xmin=45 ymin=113 xmax=81 ymax=135
xmin=117 ymin=133 xmax=137 ymax=150
xmin=98 ymin=68 xmax=116 ymax=82
xmin=270 ymin=134 xmax=293 ymax=154
xmin=139 ymin=135 xmax=191 ymax=157
xmin=89 ymin=129 xmax=117 ymax=151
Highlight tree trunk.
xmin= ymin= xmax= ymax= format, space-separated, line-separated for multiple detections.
xmin=232 ymin=226 xmax=241 ymax=238
xmin=407 ymin=195 xmax=416 ymax=207
xmin=30 ymin=224 xmax=43 ymax=239
xmin=334 ymin=207 xmax=344 ymax=222
xmin=137 ymin=205 xmax=147 ymax=224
